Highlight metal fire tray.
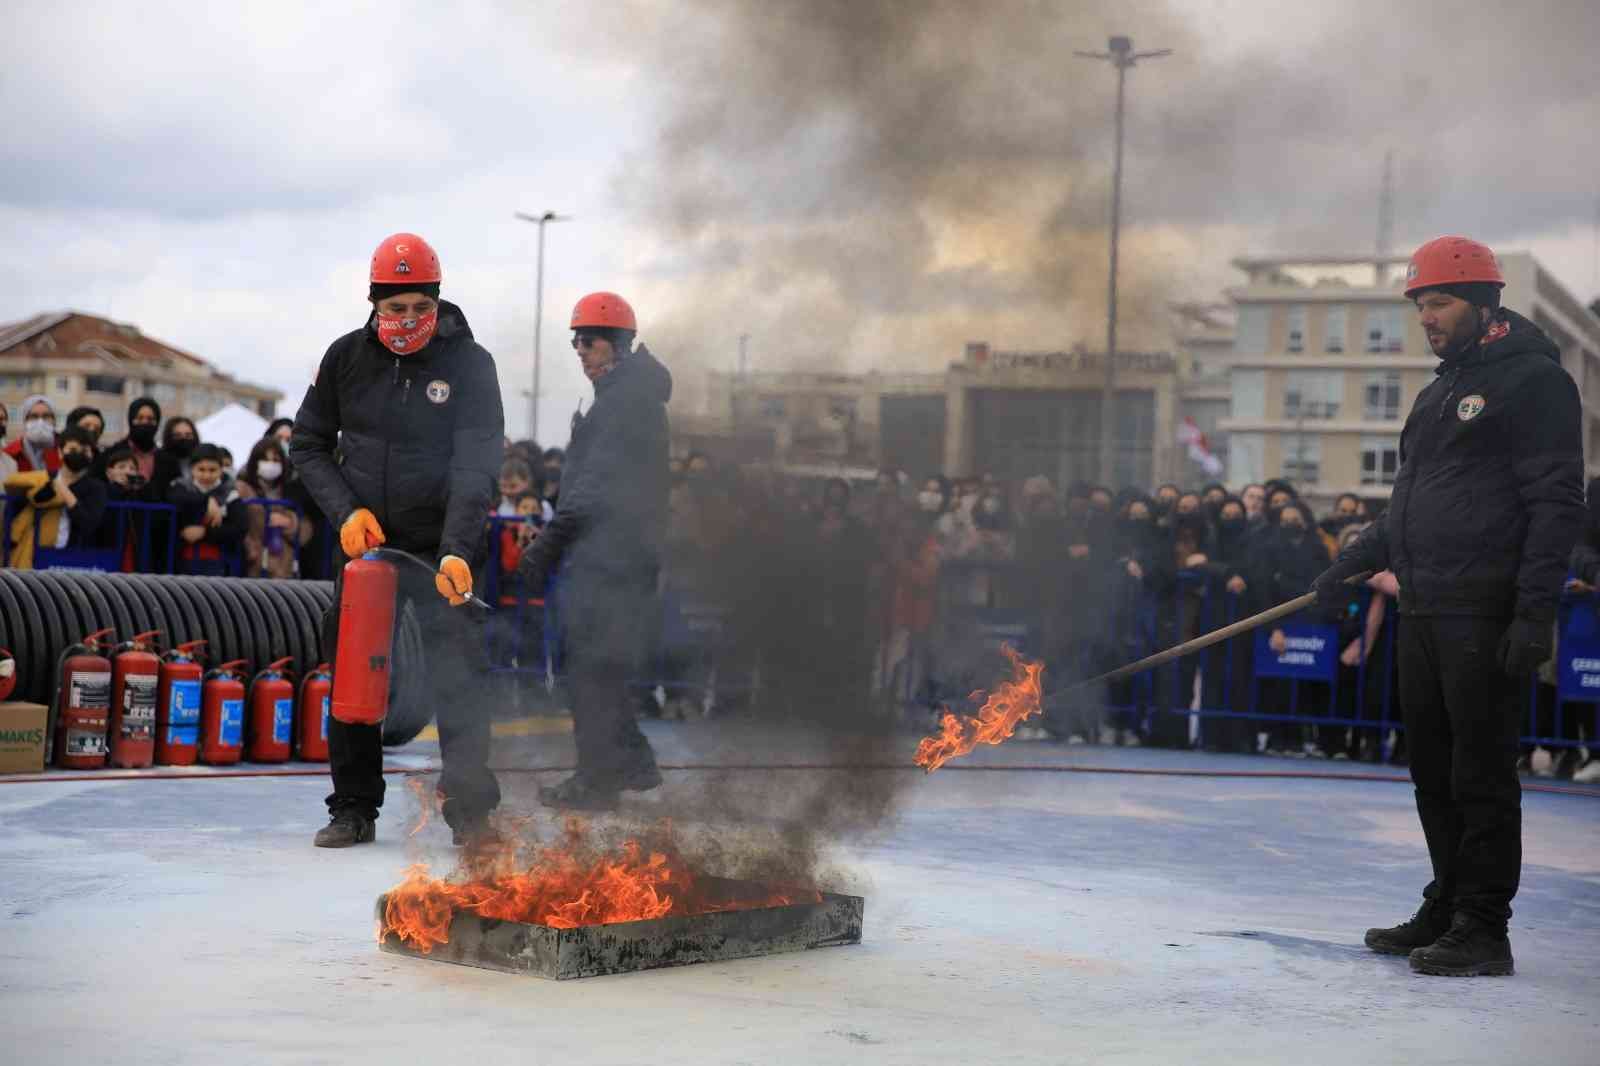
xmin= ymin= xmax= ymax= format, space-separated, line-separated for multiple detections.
xmin=375 ymin=878 xmax=863 ymax=980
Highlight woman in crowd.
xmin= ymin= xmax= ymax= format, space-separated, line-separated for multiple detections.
xmin=4 ymin=425 xmax=105 ymax=567
xmin=1260 ymin=499 xmax=1337 ymax=755
xmin=160 ymin=417 xmax=200 ymax=486
xmin=3 ymin=395 xmax=61 ymax=475
xmin=64 ymin=406 xmax=105 ymax=447
xmin=236 ymin=436 xmax=313 ymax=578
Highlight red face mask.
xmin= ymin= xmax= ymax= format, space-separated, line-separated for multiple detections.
xmin=375 ymin=308 xmax=437 ymax=355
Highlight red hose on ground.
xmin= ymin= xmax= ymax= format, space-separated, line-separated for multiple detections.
xmin=2 ymin=761 xmax=1596 ymax=797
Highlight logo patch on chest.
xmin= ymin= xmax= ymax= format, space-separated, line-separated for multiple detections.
xmin=425 ymin=379 xmax=451 ymax=404
xmin=1457 ymin=394 xmax=1485 ymax=421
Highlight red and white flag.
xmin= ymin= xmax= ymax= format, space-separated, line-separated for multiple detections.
xmin=1177 ymin=416 xmax=1223 ymax=477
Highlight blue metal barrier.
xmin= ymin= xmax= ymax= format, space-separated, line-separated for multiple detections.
xmin=7 ymin=496 xmax=177 ymax=573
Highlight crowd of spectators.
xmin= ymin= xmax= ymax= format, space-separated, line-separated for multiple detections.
xmin=4 ymin=396 xmax=1595 ymax=780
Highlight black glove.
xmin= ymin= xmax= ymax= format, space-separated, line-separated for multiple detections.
xmin=1498 ymin=618 xmax=1551 ymax=677
xmin=1310 ymin=556 xmax=1369 ymax=601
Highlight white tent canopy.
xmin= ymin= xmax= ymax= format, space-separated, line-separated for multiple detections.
xmin=195 ymin=402 xmax=271 ymax=468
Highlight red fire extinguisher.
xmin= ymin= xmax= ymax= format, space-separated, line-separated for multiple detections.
xmin=199 ymin=660 xmax=249 ymax=766
xmin=331 ymin=553 xmax=397 ymax=726
xmin=53 ymin=628 xmax=115 ymax=769
xmin=0 ymin=647 xmax=17 ymax=702
xmin=247 ymin=657 xmax=296 ymax=763
xmin=108 ymin=630 xmax=162 ymax=769
xmin=156 ymin=640 xmax=207 ymax=766
xmin=298 ymin=662 xmax=333 ymax=762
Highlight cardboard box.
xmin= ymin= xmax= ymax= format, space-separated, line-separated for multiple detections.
xmin=0 ymin=702 xmax=49 ymax=774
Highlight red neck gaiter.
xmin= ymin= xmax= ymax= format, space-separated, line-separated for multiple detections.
xmin=376 ymin=309 xmax=438 ymax=355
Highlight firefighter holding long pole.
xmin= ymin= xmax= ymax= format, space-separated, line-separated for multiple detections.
xmin=291 ymin=233 xmax=504 ymax=848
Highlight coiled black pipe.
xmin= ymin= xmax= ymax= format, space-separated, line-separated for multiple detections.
xmin=0 ymin=571 xmax=333 ymax=705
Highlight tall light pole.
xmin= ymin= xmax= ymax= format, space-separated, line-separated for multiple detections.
xmin=1075 ymin=36 xmax=1171 ymax=486
xmin=514 ymin=210 xmax=568 ymax=443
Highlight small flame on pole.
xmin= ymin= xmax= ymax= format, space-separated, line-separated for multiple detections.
xmin=913 ymin=645 xmax=1045 ymax=773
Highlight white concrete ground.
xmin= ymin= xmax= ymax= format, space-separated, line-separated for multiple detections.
xmin=1 ymin=736 xmax=1596 ymax=1065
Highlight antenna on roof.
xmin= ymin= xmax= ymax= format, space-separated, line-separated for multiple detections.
xmin=1375 ymin=150 xmax=1395 ymax=284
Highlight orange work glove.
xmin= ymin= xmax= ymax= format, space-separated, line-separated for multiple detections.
xmin=339 ymin=508 xmax=386 ymax=558
xmin=436 ymin=555 xmax=472 ymax=607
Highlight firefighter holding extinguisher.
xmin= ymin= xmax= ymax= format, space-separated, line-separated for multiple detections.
xmin=290 ymin=233 xmax=503 ymax=848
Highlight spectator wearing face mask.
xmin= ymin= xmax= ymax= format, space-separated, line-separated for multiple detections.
xmin=4 ymin=394 xmax=61 ymax=475
xmin=96 ymin=398 xmax=178 ymax=496
xmin=5 ymin=425 xmax=107 ymax=568
xmin=160 ymin=417 xmax=200 ymax=484
xmin=65 ymin=406 xmax=105 ymax=448
xmin=168 ymin=443 xmax=246 ymax=576
xmin=1198 ymin=495 xmax=1259 ymax=753
xmin=1261 ymin=499 xmax=1338 ymax=755
xmin=264 ymin=415 xmax=331 ymax=580
xmin=1240 ymin=483 xmax=1266 ymax=525
xmin=236 ymin=437 xmax=311 ymax=578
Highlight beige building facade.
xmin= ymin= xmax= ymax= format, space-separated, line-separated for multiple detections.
xmin=0 ymin=311 xmax=280 ymax=439
xmin=1219 ymin=252 xmax=1600 ymax=509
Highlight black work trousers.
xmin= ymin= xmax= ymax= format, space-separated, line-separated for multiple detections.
xmin=1397 ymin=615 xmax=1522 ymax=929
xmin=561 ymin=573 xmax=659 ymax=782
xmin=324 ymin=557 xmax=500 ymax=827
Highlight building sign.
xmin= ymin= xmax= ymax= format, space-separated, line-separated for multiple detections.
xmin=1253 ymin=622 xmax=1339 ymax=681
xmin=984 ymin=350 xmax=1175 ymax=374
xmin=1557 ymin=599 xmax=1600 ymax=703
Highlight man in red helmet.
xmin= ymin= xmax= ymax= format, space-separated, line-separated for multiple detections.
xmin=518 ymin=292 xmax=669 ymax=809
xmin=291 ymin=233 xmax=505 ymax=847
xmin=1315 ymin=236 xmax=1584 ymax=976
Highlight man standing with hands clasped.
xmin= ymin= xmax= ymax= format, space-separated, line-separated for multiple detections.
xmin=291 ymin=232 xmax=504 ymax=848
xmin=1315 ymin=236 xmax=1584 ymax=977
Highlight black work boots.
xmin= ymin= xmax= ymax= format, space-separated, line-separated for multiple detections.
xmin=1364 ymin=899 xmax=1452 ymax=956
xmin=314 ymin=810 xmax=376 ymax=848
xmin=538 ymin=763 xmax=664 ymax=811
xmin=1408 ymin=913 xmax=1515 ymax=977
xmin=1366 ymin=901 xmax=1514 ymax=977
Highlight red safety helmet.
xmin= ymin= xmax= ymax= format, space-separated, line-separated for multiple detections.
xmin=571 ymin=292 xmax=637 ymax=332
xmin=370 ymin=233 xmax=442 ymax=286
xmin=1402 ymin=236 xmax=1504 ymax=298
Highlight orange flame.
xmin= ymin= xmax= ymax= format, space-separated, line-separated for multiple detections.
xmin=380 ymin=818 xmax=820 ymax=951
xmin=913 ymin=644 xmax=1045 ymax=772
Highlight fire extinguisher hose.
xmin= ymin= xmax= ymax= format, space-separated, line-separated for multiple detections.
xmin=367 ymin=548 xmax=494 ymax=612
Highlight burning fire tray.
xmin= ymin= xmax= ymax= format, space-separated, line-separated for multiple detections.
xmin=375 ymin=878 xmax=863 ymax=980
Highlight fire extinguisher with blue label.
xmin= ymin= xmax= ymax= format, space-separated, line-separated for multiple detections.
xmin=297 ymin=663 xmax=332 ymax=762
xmin=108 ymin=631 xmax=161 ymax=769
xmin=199 ymin=660 xmax=248 ymax=766
xmin=247 ymin=657 xmax=295 ymax=763
xmin=52 ymin=628 xmax=116 ymax=769
xmin=156 ymin=640 xmax=206 ymax=766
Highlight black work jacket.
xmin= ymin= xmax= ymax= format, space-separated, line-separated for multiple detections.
xmin=288 ymin=301 xmax=503 ymax=565
xmin=1339 ymin=309 xmax=1584 ymax=622
xmin=518 ymin=345 xmax=671 ymax=588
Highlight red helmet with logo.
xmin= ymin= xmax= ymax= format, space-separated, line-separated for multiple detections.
xmin=1403 ymin=236 xmax=1504 ymax=298
xmin=371 ymin=233 xmax=442 ymax=286
xmin=571 ymin=292 xmax=637 ymax=332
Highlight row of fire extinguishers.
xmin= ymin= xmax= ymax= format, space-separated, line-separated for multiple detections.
xmin=50 ymin=629 xmax=335 ymax=770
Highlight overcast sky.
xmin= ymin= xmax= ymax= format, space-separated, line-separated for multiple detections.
xmin=4 ymin=0 xmax=1597 ymax=440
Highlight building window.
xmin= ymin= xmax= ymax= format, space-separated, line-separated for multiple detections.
xmin=143 ymin=382 xmax=179 ymax=410
xmin=1324 ymin=306 xmax=1347 ymax=353
xmin=1232 ymin=369 xmax=1265 ymax=420
xmin=1364 ymin=371 xmax=1402 ymax=421
xmin=1235 ymin=305 xmax=1269 ymax=355
xmin=1286 ymin=306 xmax=1306 ymax=353
xmin=1366 ymin=306 xmax=1406 ymax=353
xmin=1361 ymin=437 xmax=1401 ymax=486
xmin=54 ymin=376 xmax=71 ymax=392
xmin=760 ymin=396 xmax=786 ymax=419
xmin=1284 ymin=370 xmax=1342 ymax=420
xmin=83 ymin=374 xmax=126 ymax=395
xmin=1282 ymin=435 xmax=1321 ymax=485
xmin=1228 ymin=432 xmax=1265 ymax=487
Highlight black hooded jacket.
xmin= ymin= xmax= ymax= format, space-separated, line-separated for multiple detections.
xmin=518 ymin=344 xmax=672 ymax=588
xmin=288 ymin=300 xmax=503 ymax=564
xmin=1336 ymin=308 xmax=1584 ymax=622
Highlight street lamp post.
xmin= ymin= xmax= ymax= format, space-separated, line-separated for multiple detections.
xmin=1075 ymin=36 xmax=1171 ymax=487
xmin=513 ymin=210 xmax=569 ymax=443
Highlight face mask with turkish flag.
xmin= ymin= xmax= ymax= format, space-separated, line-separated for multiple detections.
xmin=375 ymin=308 xmax=438 ymax=355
